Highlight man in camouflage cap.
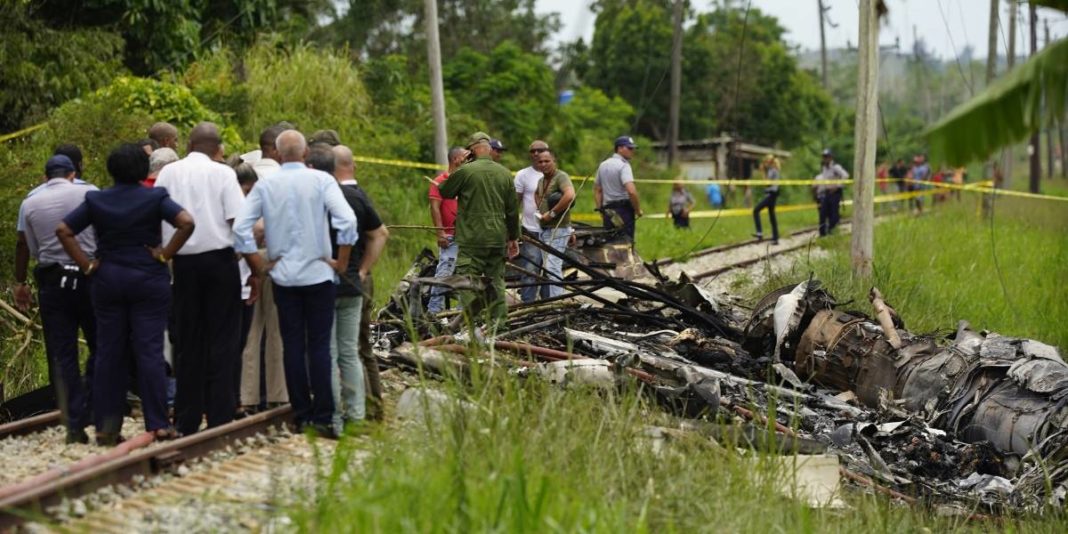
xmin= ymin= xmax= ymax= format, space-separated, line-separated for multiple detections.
xmin=309 ymin=129 xmax=342 ymax=147
xmin=438 ymin=131 xmax=519 ymax=333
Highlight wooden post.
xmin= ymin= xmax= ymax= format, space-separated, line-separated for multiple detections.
xmin=851 ymin=0 xmax=879 ymax=278
xmin=425 ymin=0 xmax=448 ymax=167
xmin=1045 ymin=18 xmax=1054 ymax=179
xmin=985 ymin=0 xmax=998 ymax=188
xmin=668 ymin=0 xmax=683 ymax=167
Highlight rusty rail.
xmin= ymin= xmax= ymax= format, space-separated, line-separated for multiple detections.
xmin=0 ymin=410 xmax=60 ymax=439
xmin=0 ymin=405 xmax=293 ymax=530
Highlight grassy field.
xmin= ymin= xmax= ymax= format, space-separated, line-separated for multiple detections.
xmin=286 ymin=183 xmax=1068 ymax=531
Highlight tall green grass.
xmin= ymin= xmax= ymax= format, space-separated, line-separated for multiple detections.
xmin=291 ymin=366 xmax=1066 ymax=532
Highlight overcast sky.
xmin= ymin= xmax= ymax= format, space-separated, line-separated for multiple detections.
xmin=537 ymin=0 xmax=1068 ymax=60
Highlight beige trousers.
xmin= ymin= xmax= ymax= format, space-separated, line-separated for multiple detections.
xmin=240 ymin=277 xmax=288 ymax=405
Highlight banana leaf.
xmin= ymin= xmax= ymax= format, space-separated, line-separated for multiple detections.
xmin=925 ymin=37 xmax=1068 ymax=165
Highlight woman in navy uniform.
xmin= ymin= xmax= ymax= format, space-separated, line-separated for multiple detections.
xmin=57 ymin=143 xmax=195 ymax=445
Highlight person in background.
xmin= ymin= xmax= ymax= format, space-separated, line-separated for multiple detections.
xmin=910 ymin=154 xmax=931 ymax=214
xmin=514 ymin=140 xmax=547 ymax=304
xmin=814 ymin=149 xmax=848 ymax=236
xmin=229 ymin=160 xmax=260 ymax=413
xmin=595 ymin=136 xmax=642 ymax=242
xmin=56 ymin=143 xmax=195 ymax=445
xmin=155 ymin=122 xmax=246 ymax=436
xmin=18 ymin=155 xmax=98 ymax=444
xmin=143 ymin=148 xmax=178 ymax=188
xmin=530 ymin=150 xmax=575 ymax=300
xmin=428 ymin=147 xmax=468 ymax=314
xmin=438 ymin=131 xmax=520 ymax=333
xmin=888 ymin=158 xmax=909 ymax=211
xmin=876 ymin=162 xmax=889 ymax=195
xmin=489 ymin=139 xmax=506 ymax=162
xmin=752 ymin=155 xmax=781 ymax=244
xmin=253 ymin=125 xmax=286 ymax=179
xmin=148 ymin=122 xmax=179 ymax=151
xmin=310 ymin=129 xmax=342 ymax=148
xmin=234 ymin=130 xmax=357 ymax=437
xmin=668 ymin=182 xmax=695 ymax=229
xmin=705 ymin=182 xmax=723 ymax=208
xmin=334 ymin=144 xmax=389 ymax=422
xmin=138 ymin=139 xmax=159 ymax=156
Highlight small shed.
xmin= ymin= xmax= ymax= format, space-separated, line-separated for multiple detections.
xmin=651 ymin=135 xmax=791 ymax=181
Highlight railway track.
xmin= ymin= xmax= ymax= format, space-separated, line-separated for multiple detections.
xmin=0 ymin=405 xmax=294 ymax=530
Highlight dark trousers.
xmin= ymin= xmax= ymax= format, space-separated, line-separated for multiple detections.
xmin=358 ymin=276 xmax=384 ymax=420
xmin=172 ymin=248 xmax=241 ymax=435
xmin=602 ymin=200 xmax=636 ymax=242
xmin=91 ymin=262 xmax=170 ymax=433
xmin=35 ymin=266 xmax=96 ymax=432
xmin=273 ymin=281 xmax=336 ymax=427
xmin=753 ymin=191 xmax=780 ymax=240
xmin=818 ymin=189 xmax=843 ymax=236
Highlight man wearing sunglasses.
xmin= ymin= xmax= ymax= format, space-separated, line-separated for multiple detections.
xmin=514 ymin=140 xmax=548 ymax=303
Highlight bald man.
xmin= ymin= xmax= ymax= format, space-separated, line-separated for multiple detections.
xmin=148 ymin=122 xmax=179 ymax=151
xmin=155 ymin=121 xmax=246 ymax=436
xmin=234 ymin=130 xmax=357 ymax=437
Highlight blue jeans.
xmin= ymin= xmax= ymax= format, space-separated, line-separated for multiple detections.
xmin=427 ymin=238 xmax=458 ymax=314
xmin=273 ymin=281 xmax=336 ymax=427
xmin=518 ymin=234 xmax=543 ymax=303
xmin=521 ymin=227 xmax=572 ymax=302
xmin=330 ymin=295 xmax=365 ymax=431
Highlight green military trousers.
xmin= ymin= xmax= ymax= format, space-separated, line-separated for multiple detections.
xmin=453 ymin=245 xmax=508 ymax=332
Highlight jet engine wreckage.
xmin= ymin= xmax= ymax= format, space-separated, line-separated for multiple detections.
xmin=375 ymin=234 xmax=1067 ymax=514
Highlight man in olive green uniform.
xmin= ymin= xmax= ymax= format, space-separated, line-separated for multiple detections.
xmin=439 ymin=132 xmax=520 ymax=332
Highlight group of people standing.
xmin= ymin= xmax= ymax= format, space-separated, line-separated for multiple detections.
xmin=14 ymin=121 xmax=388 ymax=444
xmin=426 ymin=133 xmax=642 ymax=331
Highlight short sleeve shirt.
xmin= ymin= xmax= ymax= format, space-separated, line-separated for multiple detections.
xmin=595 ymin=153 xmax=634 ymax=203
xmin=536 ymin=171 xmax=574 ymax=228
xmin=154 ymin=152 xmax=244 ymax=254
xmin=514 ymin=166 xmax=543 ymax=232
xmin=428 ymin=172 xmax=458 ymax=236
xmin=21 ymin=179 xmax=98 ymax=265
xmin=64 ymin=184 xmax=184 ymax=272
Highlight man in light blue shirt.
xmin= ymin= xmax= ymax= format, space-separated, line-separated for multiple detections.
xmin=233 ymin=130 xmax=357 ymax=437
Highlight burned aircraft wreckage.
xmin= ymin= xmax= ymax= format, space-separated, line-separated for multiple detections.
xmin=375 ymin=226 xmax=1068 ymax=513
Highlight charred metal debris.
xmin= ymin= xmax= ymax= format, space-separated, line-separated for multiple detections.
xmin=374 ymin=232 xmax=1067 ymax=514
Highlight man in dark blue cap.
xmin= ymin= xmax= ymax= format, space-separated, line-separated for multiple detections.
xmin=489 ymin=139 xmax=506 ymax=162
xmin=594 ymin=135 xmax=643 ymax=242
xmin=16 ymin=154 xmax=99 ymax=443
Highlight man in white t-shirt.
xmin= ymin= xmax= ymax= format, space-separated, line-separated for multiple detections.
xmin=514 ymin=140 xmax=547 ymax=303
xmin=154 ymin=122 xmax=246 ymax=436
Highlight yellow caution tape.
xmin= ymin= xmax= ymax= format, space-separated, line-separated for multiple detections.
xmin=353 ymin=155 xmax=442 ymax=171
xmin=0 ymin=123 xmax=45 ymax=143
xmin=570 ymin=189 xmax=939 ymax=222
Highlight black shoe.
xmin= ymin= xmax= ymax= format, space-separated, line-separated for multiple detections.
xmin=299 ymin=422 xmax=339 ymax=440
xmin=66 ymin=428 xmax=90 ymax=444
xmin=751 ymin=233 xmax=763 ymax=241
xmin=771 ymin=239 xmax=779 ymax=246
xmin=96 ymin=431 xmax=125 ymax=447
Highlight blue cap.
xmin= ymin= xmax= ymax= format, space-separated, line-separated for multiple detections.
xmin=489 ymin=139 xmax=507 ymax=151
xmin=614 ymin=135 xmax=637 ymax=149
xmin=45 ymin=155 xmax=76 ymax=176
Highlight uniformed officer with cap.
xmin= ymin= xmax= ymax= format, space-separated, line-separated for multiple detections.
xmin=438 ymin=131 xmax=519 ymax=333
xmin=595 ymin=135 xmax=643 ymax=242
xmin=489 ymin=139 xmax=506 ymax=162
xmin=17 ymin=154 xmax=99 ymax=443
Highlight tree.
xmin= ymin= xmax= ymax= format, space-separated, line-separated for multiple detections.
xmin=0 ymin=3 xmax=125 ymax=131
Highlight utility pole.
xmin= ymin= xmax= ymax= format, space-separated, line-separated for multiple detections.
xmin=668 ymin=0 xmax=683 ymax=167
xmin=425 ymin=0 xmax=448 ymax=167
xmin=1028 ymin=2 xmax=1041 ymax=193
xmin=985 ymin=0 xmax=998 ymax=84
xmin=818 ymin=0 xmax=829 ymax=90
xmin=1002 ymin=0 xmax=1018 ymax=188
xmin=1044 ymin=18 xmax=1054 ymax=179
xmin=851 ymin=0 xmax=879 ymax=278
xmin=985 ymin=0 xmax=998 ymax=188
